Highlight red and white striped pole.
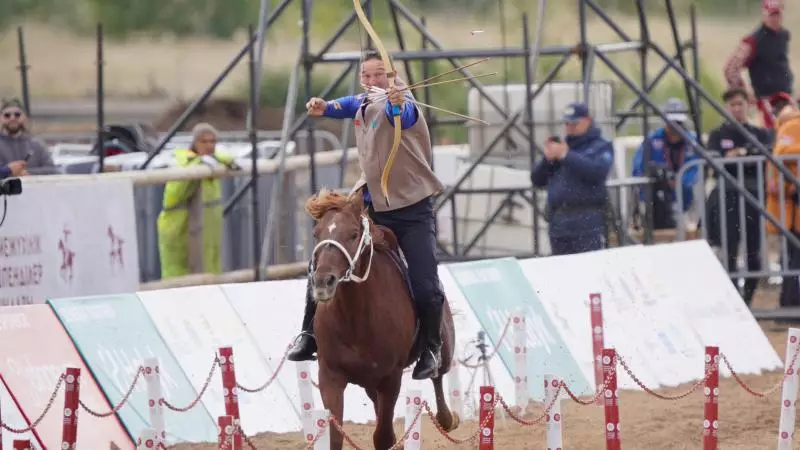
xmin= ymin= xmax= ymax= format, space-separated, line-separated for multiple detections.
xmin=136 ymin=428 xmax=158 ymax=449
xmin=544 ymin=375 xmax=563 ymax=449
xmin=479 ymin=386 xmax=495 ymax=450
xmin=62 ymin=367 xmax=81 ymax=450
xmin=296 ymin=361 xmax=316 ymax=444
xmin=589 ymin=293 xmax=605 ymax=405
xmin=602 ymin=348 xmax=620 ymax=450
xmin=218 ymin=415 xmax=235 ymax=450
xmin=404 ymin=389 xmax=422 ymax=449
xmin=778 ymin=328 xmax=800 ymax=449
xmin=218 ymin=347 xmax=242 ymax=450
xmin=703 ymin=346 xmax=720 ymax=450
xmin=11 ymin=441 xmax=30 ymax=450
xmin=512 ymin=309 xmax=528 ymax=412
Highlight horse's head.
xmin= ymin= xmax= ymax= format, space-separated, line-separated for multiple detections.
xmin=306 ymin=189 xmax=375 ymax=303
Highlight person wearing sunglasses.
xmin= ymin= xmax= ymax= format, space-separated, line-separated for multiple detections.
xmin=0 ymin=98 xmax=56 ymax=176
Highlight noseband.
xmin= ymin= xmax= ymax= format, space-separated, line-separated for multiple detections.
xmin=310 ymin=215 xmax=374 ymax=284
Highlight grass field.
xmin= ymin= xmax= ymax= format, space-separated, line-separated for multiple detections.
xmin=0 ymin=3 xmax=797 ymax=102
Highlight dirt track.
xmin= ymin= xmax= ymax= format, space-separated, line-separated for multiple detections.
xmin=170 ymin=285 xmax=793 ymax=450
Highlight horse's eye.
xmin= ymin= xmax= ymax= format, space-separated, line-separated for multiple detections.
xmin=349 ymin=232 xmax=359 ymax=241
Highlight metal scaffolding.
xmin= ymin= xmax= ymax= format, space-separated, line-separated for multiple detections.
xmin=17 ymin=0 xmax=800 ymax=272
xmin=292 ymin=0 xmax=697 ymax=255
xmin=281 ymin=0 xmax=800 ymax=259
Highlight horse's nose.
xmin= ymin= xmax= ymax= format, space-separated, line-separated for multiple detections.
xmin=323 ymin=273 xmax=337 ymax=288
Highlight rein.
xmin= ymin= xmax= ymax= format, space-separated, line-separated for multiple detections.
xmin=310 ymin=215 xmax=374 ymax=284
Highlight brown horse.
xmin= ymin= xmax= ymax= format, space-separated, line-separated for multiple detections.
xmin=306 ymin=189 xmax=460 ymax=450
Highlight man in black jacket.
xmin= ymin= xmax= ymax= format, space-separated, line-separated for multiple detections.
xmin=706 ymin=88 xmax=774 ymax=305
xmin=723 ymin=0 xmax=792 ymax=129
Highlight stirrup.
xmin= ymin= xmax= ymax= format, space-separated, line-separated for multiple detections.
xmin=293 ymin=331 xmax=315 ymax=344
xmin=425 ymin=348 xmax=441 ymax=368
xmin=412 ymin=348 xmax=441 ymax=379
xmin=288 ymin=332 xmax=318 ymax=362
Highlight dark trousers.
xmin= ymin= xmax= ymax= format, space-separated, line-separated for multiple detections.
xmin=781 ymin=231 xmax=800 ymax=307
xmin=707 ymin=187 xmax=762 ymax=305
xmin=369 ymin=197 xmax=444 ymax=308
xmin=724 ymin=201 xmax=762 ymax=306
xmin=549 ymin=233 xmax=604 ymax=256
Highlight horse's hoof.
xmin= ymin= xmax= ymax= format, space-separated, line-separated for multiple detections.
xmin=448 ymin=412 xmax=460 ymax=431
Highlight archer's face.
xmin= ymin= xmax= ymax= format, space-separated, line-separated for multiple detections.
xmin=361 ymin=59 xmax=389 ymax=90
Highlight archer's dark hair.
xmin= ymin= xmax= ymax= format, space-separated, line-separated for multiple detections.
xmin=722 ymin=87 xmax=748 ymax=103
xmin=363 ymin=49 xmax=382 ymax=62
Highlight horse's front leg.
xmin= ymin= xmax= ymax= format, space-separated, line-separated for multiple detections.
xmin=432 ymin=373 xmax=459 ymax=431
xmin=373 ymin=372 xmax=403 ymax=450
xmin=318 ymin=363 xmax=347 ymax=450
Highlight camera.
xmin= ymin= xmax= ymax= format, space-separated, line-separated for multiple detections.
xmin=0 ymin=178 xmax=21 ymax=196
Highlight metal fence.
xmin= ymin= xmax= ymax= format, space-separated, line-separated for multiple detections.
xmin=675 ymin=155 xmax=800 ymax=281
xmin=38 ymin=130 xmax=352 ymax=283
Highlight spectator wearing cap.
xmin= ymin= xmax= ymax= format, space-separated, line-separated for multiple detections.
xmin=632 ymin=98 xmax=701 ymax=228
xmin=157 ymin=123 xmax=239 ymax=279
xmin=0 ymin=98 xmax=56 ymax=176
xmin=705 ymin=88 xmax=774 ymax=306
xmin=531 ymin=102 xmax=614 ymax=255
xmin=723 ymin=0 xmax=792 ymax=129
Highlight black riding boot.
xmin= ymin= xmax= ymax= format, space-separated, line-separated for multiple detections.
xmin=287 ymin=281 xmax=318 ymax=362
xmin=412 ymin=301 xmax=443 ymax=380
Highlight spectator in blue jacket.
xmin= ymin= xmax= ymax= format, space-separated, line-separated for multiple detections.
xmin=632 ymin=98 xmax=701 ymax=215
xmin=531 ymin=102 xmax=614 ymax=255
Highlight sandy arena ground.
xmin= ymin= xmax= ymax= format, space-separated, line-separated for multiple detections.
xmin=169 ymin=285 xmax=795 ymax=450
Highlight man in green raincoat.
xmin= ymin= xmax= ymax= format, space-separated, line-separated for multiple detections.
xmin=157 ymin=123 xmax=238 ymax=279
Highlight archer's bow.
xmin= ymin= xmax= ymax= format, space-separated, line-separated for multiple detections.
xmin=353 ymin=0 xmax=401 ymax=207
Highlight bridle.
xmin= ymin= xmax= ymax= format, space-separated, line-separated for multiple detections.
xmin=310 ymin=215 xmax=374 ymax=284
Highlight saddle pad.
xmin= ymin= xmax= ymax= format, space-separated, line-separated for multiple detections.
xmin=386 ymin=247 xmax=416 ymax=309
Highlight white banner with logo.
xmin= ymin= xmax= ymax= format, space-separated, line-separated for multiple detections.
xmin=0 ymin=180 xmax=139 ymax=305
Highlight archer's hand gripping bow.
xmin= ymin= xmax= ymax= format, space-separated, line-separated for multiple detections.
xmin=353 ymin=0 xmax=402 ymax=207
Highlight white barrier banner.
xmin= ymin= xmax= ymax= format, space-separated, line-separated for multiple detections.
xmin=0 ymin=180 xmax=139 ymax=305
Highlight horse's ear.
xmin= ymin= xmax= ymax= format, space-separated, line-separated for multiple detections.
xmin=305 ymin=191 xmax=325 ymax=220
xmin=347 ymin=189 xmax=366 ymax=215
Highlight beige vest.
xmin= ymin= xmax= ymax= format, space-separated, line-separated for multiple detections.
xmin=351 ymin=94 xmax=444 ymax=212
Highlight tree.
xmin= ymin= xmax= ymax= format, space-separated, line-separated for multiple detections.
xmin=83 ymin=0 xmax=258 ymax=39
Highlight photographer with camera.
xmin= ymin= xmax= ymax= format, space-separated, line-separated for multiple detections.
xmin=705 ymin=88 xmax=773 ymax=306
xmin=531 ymin=102 xmax=614 ymax=255
xmin=632 ymin=98 xmax=701 ymax=229
xmin=0 ymin=98 xmax=56 ymax=176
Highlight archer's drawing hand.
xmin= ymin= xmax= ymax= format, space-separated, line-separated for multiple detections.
xmin=386 ymin=87 xmax=405 ymax=109
xmin=306 ymin=97 xmax=327 ymax=117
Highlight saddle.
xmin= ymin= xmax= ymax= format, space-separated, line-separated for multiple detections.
xmin=375 ymin=224 xmax=417 ymax=309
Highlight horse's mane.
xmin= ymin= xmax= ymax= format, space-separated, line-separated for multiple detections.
xmin=305 ymin=188 xmax=394 ymax=252
xmin=305 ymin=188 xmax=361 ymax=220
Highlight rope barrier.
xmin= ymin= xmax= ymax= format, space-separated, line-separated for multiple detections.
xmin=0 ymin=324 xmax=797 ymax=450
